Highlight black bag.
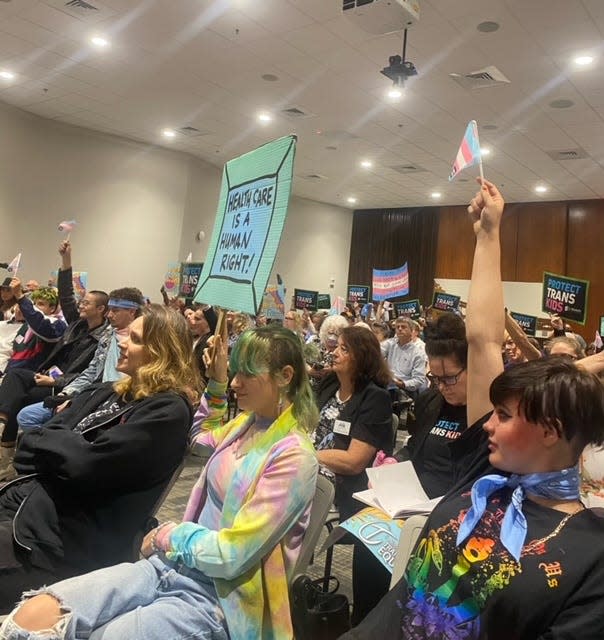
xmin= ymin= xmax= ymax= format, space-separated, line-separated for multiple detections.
xmin=290 ymin=574 xmax=351 ymax=640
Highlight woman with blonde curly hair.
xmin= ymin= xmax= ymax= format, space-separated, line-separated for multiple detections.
xmin=0 ymin=304 xmax=200 ymax=610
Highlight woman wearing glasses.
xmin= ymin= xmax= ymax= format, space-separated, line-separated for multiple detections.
xmin=405 ymin=312 xmax=477 ymax=499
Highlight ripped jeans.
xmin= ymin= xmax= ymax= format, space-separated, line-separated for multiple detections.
xmin=0 ymin=555 xmax=229 ymax=640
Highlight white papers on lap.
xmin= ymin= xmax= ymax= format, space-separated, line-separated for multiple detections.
xmin=353 ymin=461 xmax=442 ymax=518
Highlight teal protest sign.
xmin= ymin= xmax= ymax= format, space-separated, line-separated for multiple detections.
xmin=194 ymin=136 xmax=296 ymax=314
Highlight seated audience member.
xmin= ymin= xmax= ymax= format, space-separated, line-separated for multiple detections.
xmin=0 ymin=243 xmax=108 ymax=478
xmin=0 ymin=304 xmax=198 ymax=611
xmin=4 ymin=281 xmax=66 ymax=376
xmin=1 ymin=325 xmax=318 ymax=639
xmin=314 ymin=326 xmax=392 ymax=623
xmin=283 ymin=309 xmax=303 ymax=337
xmin=546 ymin=335 xmax=585 ymax=360
xmin=0 ymin=305 xmax=22 ymax=373
xmin=0 ymin=282 xmax=17 ymax=321
xmin=342 ymin=180 xmax=604 ymax=639
xmin=188 ymin=304 xmax=218 ymax=382
xmin=371 ymin=320 xmax=391 ymax=344
xmin=405 ymin=312 xmax=472 ymax=498
xmin=309 ymin=314 xmax=349 ymax=376
xmin=502 ymin=330 xmax=528 ymax=367
xmin=15 ymin=287 xmax=144 ymax=432
xmin=381 ymin=316 xmax=429 ymax=399
xmin=504 ymin=310 xmax=541 ymax=362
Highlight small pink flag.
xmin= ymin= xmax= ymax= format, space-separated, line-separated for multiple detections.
xmin=58 ymin=220 xmax=77 ymax=232
xmin=595 ymin=331 xmax=603 ymax=350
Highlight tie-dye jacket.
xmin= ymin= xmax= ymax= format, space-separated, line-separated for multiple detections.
xmin=162 ymin=383 xmax=318 ymax=640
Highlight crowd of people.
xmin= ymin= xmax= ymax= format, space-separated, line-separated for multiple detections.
xmin=0 ymin=180 xmax=603 ymax=638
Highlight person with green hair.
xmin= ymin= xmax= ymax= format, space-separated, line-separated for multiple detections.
xmin=2 ymin=324 xmax=320 ymax=640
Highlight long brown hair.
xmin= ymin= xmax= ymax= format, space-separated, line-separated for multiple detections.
xmin=340 ymin=326 xmax=391 ymax=391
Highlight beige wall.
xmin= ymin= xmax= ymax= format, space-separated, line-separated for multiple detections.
xmin=0 ymin=103 xmax=353 ymax=305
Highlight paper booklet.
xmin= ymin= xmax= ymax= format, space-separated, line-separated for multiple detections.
xmin=353 ymin=461 xmax=443 ymax=518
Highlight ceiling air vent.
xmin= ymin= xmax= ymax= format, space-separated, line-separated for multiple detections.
xmin=280 ymin=106 xmax=315 ymax=119
xmin=177 ymin=126 xmax=210 ymax=137
xmin=450 ymin=65 xmax=511 ymax=90
xmin=546 ymin=148 xmax=588 ymax=161
xmin=47 ymin=0 xmax=115 ymax=22
xmin=390 ymin=163 xmax=427 ymax=174
xmin=300 ymin=173 xmax=328 ymax=181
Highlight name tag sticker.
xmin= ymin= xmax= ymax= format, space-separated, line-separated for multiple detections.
xmin=333 ymin=419 xmax=351 ymax=436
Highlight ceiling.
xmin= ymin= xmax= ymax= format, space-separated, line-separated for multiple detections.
xmin=1 ymin=0 xmax=604 ymax=209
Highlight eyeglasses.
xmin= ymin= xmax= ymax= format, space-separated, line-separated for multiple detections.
xmin=427 ymin=367 xmax=466 ymax=387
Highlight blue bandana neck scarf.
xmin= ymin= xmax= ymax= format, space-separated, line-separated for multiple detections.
xmin=456 ymin=465 xmax=581 ymax=561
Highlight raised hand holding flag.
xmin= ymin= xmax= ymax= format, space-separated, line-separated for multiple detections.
xmin=449 ymin=120 xmax=484 ymax=182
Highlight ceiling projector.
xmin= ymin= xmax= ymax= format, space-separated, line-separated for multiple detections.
xmin=342 ymin=0 xmax=420 ymax=35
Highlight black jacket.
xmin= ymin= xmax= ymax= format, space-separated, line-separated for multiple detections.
xmin=0 ymin=383 xmax=193 ymax=574
xmin=316 ymin=373 xmax=393 ymax=520
xmin=37 ymin=267 xmax=108 ymax=383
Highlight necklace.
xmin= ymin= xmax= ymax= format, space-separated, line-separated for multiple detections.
xmin=521 ymin=502 xmax=584 ymax=555
xmin=336 ymin=389 xmax=352 ymax=403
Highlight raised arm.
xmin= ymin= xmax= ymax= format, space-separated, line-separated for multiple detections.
xmin=504 ymin=311 xmax=542 ymax=361
xmin=465 ymin=179 xmax=506 ymax=426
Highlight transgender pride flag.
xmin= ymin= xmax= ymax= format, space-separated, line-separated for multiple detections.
xmin=449 ymin=120 xmax=483 ymax=181
xmin=372 ymin=264 xmax=409 ymax=301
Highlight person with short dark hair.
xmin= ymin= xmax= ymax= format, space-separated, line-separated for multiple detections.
xmin=343 ymin=180 xmax=604 ymax=639
xmin=0 ymin=242 xmax=108 ymax=479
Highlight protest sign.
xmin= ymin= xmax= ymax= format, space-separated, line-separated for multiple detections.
xmin=372 ymin=264 xmax=409 ymax=301
xmin=49 ymin=270 xmax=87 ymax=300
xmin=317 ymin=293 xmax=331 ymax=309
xmin=294 ymin=288 xmax=318 ymax=311
xmin=432 ymin=291 xmax=460 ymax=312
xmin=261 ymin=285 xmax=285 ymax=320
xmin=194 ymin=136 xmax=296 ymax=315
xmin=179 ymin=262 xmax=203 ymax=298
xmin=394 ymin=299 xmax=421 ymax=319
xmin=163 ymin=262 xmax=181 ymax=294
xmin=510 ymin=311 xmax=537 ymax=337
xmin=347 ymin=284 xmax=370 ymax=305
xmin=542 ymin=271 xmax=589 ymax=325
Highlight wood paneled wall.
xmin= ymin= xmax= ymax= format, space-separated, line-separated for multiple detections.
xmin=435 ymin=199 xmax=604 ymax=339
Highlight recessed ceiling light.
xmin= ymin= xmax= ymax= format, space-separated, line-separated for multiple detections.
xmin=261 ymin=73 xmax=279 ymax=82
xmin=162 ymin=129 xmax=177 ymax=139
xmin=482 ymin=124 xmax=498 ymax=131
xmin=549 ymin=99 xmax=574 ymax=109
xmin=360 ymin=160 xmax=373 ymax=169
xmin=90 ymin=36 xmax=110 ymax=48
xmin=257 ymin=112 xmax=272 ymax=123
xmin=431 ymin=192 xmax=442 ymax=200
xmin=387 ymin=87 xmax=403 ymax=100
xmin=535 ymin=185 xmax=548 ymax=194
xmin=480 ymin=147 xmax=491 ymax=156
xmin=347 ymin=196 xmax=358 ymax=204
xmin=0 ymin=70 xmax=15 ymax=80
xmin=477 ymin=21 xmax=500 ymax=33
xmin=574 ymin=55 xmax=594 ymax=66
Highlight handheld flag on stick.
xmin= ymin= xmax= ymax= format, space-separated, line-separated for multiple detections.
xmin=449 ymin=120 xmax=484 ymax=182
xmin=7 ymin=253 xmax=21 ymax=276
xmin=58 ymin=219 xmax=77 ymax=242
xmin=595 ymin=331 xmax=603 ymax=351
xmin=58 ymin=220 xmax=77 ymax=232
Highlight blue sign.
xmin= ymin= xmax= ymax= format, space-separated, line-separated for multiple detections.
xmin=432 ymin=291 xmax=460 ymax=312
xmin=510 ymin=311 xmax=537 ymax=337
